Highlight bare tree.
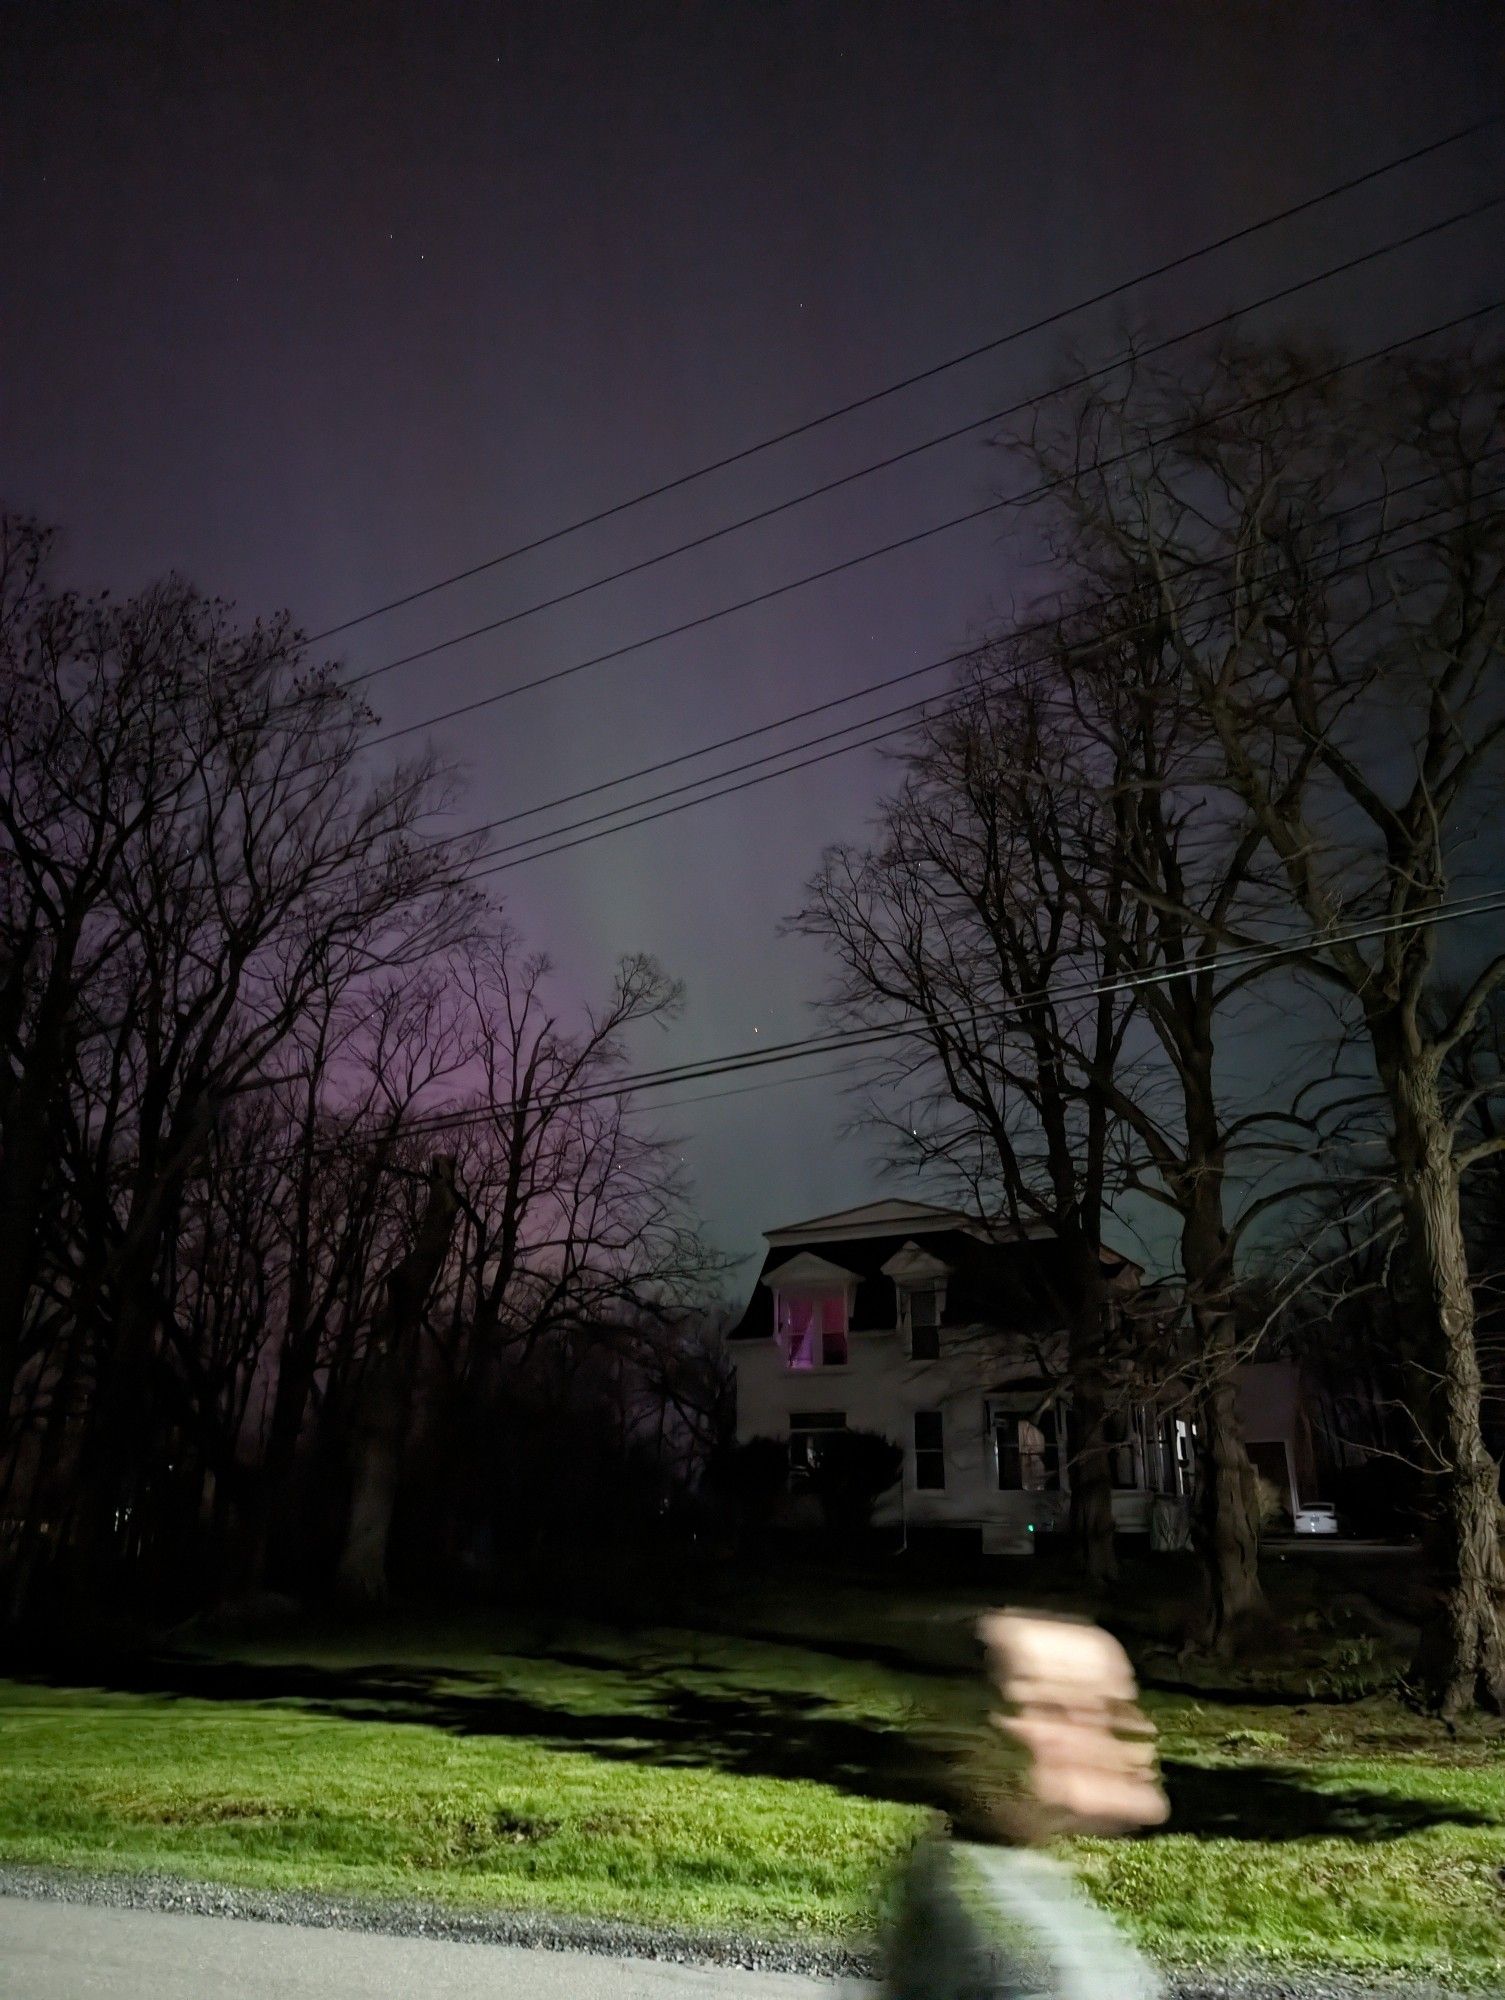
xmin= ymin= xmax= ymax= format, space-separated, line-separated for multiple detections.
xmin=1040 ymin=604 xmax=1297 ymax=1647
xmin=249 ymin=967 xmax=472 ymax=1589
xmin=1016 ymin=339 xmax=1505 ymax=1713
xmin=1 ymin=519 xmax=731 ymax=1621
xmin=432 ymin=934 xmax=720 ymax=1581
xmin=794 ymin=677 xmax=1136 ymax=1583
xmin=0 ymin=520 xmax=472 ymax=1606
xmin=336 ymin=1151 xmax=461 ymax=1604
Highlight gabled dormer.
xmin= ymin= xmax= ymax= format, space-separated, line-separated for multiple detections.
xmin=726 ymin=1201 xmax=1096 ymax=1350
xmin=760 ymin=1251 xmax=859 ymax=1370
xmin=880 ymin=1240 xmax=952 ymax=1358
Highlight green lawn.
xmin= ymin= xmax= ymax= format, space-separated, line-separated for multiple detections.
xmin=2 ymin=1570 xmax=1504 ymax=1985
xmin=0 ymin=1625 xmax=930 ymax=1939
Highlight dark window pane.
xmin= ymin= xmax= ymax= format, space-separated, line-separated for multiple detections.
xmin=909 ymin=1321 xmax=940 ymax=1360
xmin=789 ymin=1412 xmax=845 ymax=1484
xmin=1041 ymin=1411 xmax=1061 ymax=1492
xmin=996 ymin=1415 xmax=1022 ymax=1490
xmin=913 ymin=1410 xmax=945 ymax=1489
xmin=1105 ymin=1412 xmax=1137 ymax=1489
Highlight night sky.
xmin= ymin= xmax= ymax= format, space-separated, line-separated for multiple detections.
xmin=4 ymin=2 xmax=1503 ymax=1277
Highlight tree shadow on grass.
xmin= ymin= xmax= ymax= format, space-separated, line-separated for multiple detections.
xmin=1140 ymin=1673 xmax=1378 ymax=1708
xmin=16 ymin=1650 xmax=949 ymax=1809
xmin=12 ymin=1650 xmax=1496 ymax=1841
xmin=1158 ymin=1759 xmax=1493 ymax=1841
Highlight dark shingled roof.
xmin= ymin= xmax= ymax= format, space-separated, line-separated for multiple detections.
xmin=728 ymin=1228 xmax=1095 ymax=1340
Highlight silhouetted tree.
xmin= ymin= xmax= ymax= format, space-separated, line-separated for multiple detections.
xmin=794 ymin=691 xmax=1133 ymax=1583
xmin=807 ymin=1427 xmax=903 ymax=1538
xmin=1017 ymin=338 xmax=1505 ymax=1713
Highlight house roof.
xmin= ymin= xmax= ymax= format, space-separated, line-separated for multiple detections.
xmin=756 ymin=1250 xmax=861 ymax=1290
xmin=764 ymin=1197 xmax=979 ymax=1243
xmin=880 ymin=1240 xmax=954 ymax=1282
xmin=730 ymin=1198 xmax=1138 ymax=1342
xmin=728 ymin=1224 xmax=1085 ymax=1340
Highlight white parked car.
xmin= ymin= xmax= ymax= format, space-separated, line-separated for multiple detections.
xmin=1293 ymin=1502 xmax=1339 ymax=1535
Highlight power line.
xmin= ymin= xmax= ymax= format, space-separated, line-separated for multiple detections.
xmin=392 ymin=314 xmax=1502 ymax=885
xmin=454 ymin=480 xmax=1505 ymax=873
xmin=292 ymin=303 xmax=1504 ymax=1001
xmin=643 ymin=1057 xmax=879 ymax=1116
xmin=326 ymin=463 xmax=1491 ymax=971
xmin=307 ymin=115 xmax=1500 ymax=648
xmin=315 ymin=888 xmax=1505 ymax=1154
xmin=456 ymin=505 xmax=1505 ymax=884
xmin=344 ymin=194 xmax=1499 ymax=696
xmin=362 ymin=217 xmax=1504 ymax=743
xmin=369 ymin=453 xmax=1488 ymax=865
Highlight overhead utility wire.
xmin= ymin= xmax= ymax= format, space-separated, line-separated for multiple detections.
xmin=331 ymin=889 xmax=1505 ymax=1149
xmin=454 ymin=482 xmax=1505 ymax=871
xmin=460 ymin=502 xmax=1505 ymax=881
xmin=362 ymin=203 xmax=1502 ymax=736
xmin=402 ymin=304 xmax=1505 ymax=880
xmin=642 ymin=1057 xmax=882 ymax=1115
xmin=308 ymin=116 xmax=1499 ymax=647
xmin=331 ymin=469 xmax=1488 ymax=977
xmin=322 ymin=293 xmax=1504 ymax=961
xmin=451 ymin=453 xmax=1500 ymax=846
xmin=345 ymin=194 xmax=1499 ymax=695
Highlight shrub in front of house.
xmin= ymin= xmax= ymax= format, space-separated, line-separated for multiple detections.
xmin=704 ymin=1435 xmax=792 ymax=1541
xmin=807 ymin=1428 xmax=903 ymax=1539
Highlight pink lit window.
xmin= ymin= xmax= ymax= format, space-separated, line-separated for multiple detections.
xmin=778 ymin=1291 xmax=848 ymax=1369
xmin=779 ymin=1293 xmax=815 ymax=1369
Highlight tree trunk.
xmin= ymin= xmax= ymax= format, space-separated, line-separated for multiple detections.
xmin=335 ymin=1156 xmax=459 ymax=1606
xmin=246 ymin=1326 xmax=321 ymax=1589
xmin=1029 ymin=1205 xmax=1119 ymax=1588
xmin=3 ymin=1330 xmax=84 ymax=1625
xmin=1392 ymin=1068 xmax=1505 ymax=1718
xmin=1180 ymin=1194 xmax=1265 ymax=1653
xmin=1191 ymin=1328 xmax=1265 ymax=1654
xmin=0 ymin=1086 xmax=51 ymax=1421
xmin=72 ymin=1275 xmax=162 ymax=1591
xmin=0 ymin=947 xmax=80 ymax=1424
xmin=1069 ymin=1323 xmax=1118 ymax=1585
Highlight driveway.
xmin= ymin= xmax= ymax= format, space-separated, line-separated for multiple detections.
xmin=0 ymin=1897 xmax=865 ymax=2000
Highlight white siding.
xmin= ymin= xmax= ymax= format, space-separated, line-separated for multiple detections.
xmin=732 ymin=1322 xmax=1072 ymax=1543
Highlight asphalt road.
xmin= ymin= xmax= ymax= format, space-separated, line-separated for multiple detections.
xmin=0 ymin=1899 xmax=865 ymax=2000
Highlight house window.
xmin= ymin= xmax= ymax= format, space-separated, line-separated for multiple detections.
xmin=1105 ymin=1411 xmax=1139 ymax=1490
xmin=913 ymin=1410 xmax=945 ymax=1489
xmin=789 ymin=1410 xmax=846 ymax=1480
xmin=1175 ymin=1417 xmax=1195 ymax=1481
xmin=993 ymin=1407 xmax=1059 ymax=1493
xmin=778 ymin=1291 xmax=848 ymax=1369
xmin=1153 ymin=1416 xmax=1198 ymax=1496
xmin=904 ymin=1286 xmax=941 ymax=1360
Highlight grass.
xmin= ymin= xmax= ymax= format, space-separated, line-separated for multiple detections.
xmin=2 ymin=1556 xmax=1504 ymax=1984
xmin=0 ymin=1621 xmax=932 ymax=1938
xmin=1080 ymin=1698 xmax=1505 ymax=1982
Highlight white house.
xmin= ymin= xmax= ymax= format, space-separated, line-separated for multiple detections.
xmin=727 ymin=1198 xmax=1311 ymax=1552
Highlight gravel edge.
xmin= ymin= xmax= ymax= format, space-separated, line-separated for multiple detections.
xmin=0 ymin=1863 xmax=1474 ymax=1998
xmin=0 ymin=1865 xmax=869 ymax=1977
